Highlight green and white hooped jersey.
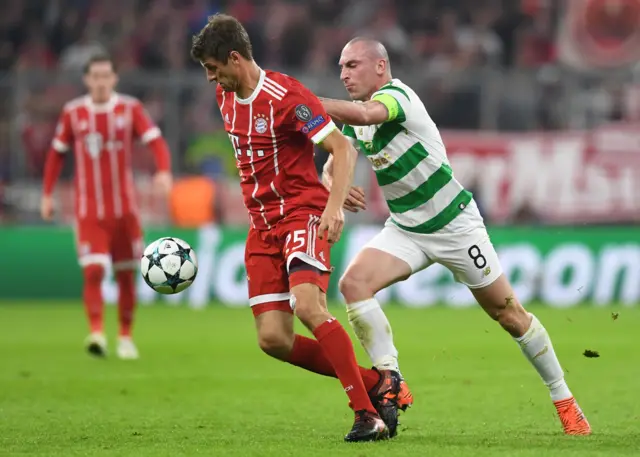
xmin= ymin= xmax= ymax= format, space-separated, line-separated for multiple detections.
xmin=343 ymin=79 xmax=472 ymax=234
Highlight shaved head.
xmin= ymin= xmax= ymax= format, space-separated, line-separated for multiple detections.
xmin=345 ymin=37 xmax=390 ymax=64
xmin=339 ymin=37 xmax=392 ymax=101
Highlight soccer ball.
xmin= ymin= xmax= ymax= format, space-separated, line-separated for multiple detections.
xmin=140 ymin=237 xmax=198 ymax=294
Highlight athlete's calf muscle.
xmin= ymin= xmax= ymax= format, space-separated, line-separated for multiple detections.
xmin=470 ymin=274 xmax=531 ymax=337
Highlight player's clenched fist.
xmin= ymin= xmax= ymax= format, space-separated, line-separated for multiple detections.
xmin=344 ymin=186 xmax=366 ymax=213
xmin=318 ymin=205 xmax=345 ymax=244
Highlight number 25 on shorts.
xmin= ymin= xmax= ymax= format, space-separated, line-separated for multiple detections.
xmin=284 ymin=229 xmax=306 ymax=256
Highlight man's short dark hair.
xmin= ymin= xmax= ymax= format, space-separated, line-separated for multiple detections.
xmin=190 ymin=13 xmax=253 ymax=63
xmin=83 ymin=53 xmax=117 ymax=74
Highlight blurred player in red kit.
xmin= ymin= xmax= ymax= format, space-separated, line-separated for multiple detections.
xmin=41 ymin=54 xmax=173 ymax=360
xmin=191 ymin=14 xmax=404 ymax=442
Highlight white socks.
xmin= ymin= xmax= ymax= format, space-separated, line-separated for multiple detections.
xmin=514 ymin=313 xmax=572 ymax=402
xmin=347 ymin=303 xmax=571 ymax=401
xmin=347 ymin=298 xmax=400 ymax=373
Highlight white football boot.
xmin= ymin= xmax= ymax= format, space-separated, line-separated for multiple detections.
xmin=117 ymin=337 xmax=139 ymax=360
xmin=85 ymin=332 xmax=107 ymax=358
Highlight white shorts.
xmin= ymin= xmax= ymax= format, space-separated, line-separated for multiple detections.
xmin=364 ymin=200 xmax=502 ymax=289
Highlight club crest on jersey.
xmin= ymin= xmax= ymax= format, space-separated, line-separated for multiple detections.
xmin=84 ymin=132 xmax=103 ymax=159
xmin=115 ymin=115 xmax=126 ymax=129
xmin=254 ymin=113 xmax=269 ymax=134
xmin=295 ymin=104 xmax=313 ymax=122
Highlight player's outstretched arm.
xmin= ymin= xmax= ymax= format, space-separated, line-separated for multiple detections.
xmin=320 ymin=97 xmax=389 ymax=126
xmin=317 ymin=129 xmax=358 ymax=242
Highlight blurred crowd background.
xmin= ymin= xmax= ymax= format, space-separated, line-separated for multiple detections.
xmin=1 ymin=0 xmax=640 ymax=226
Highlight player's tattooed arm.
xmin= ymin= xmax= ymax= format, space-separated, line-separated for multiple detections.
xmin=319 ymin=97 xmax=389 ymax=126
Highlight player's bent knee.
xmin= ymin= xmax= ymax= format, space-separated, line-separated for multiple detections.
xmin=338 ymin=270 xmax=373 ymax=303
xmin=254 ymin=308 xmax=295 ymax=360
xmin=293 ymin=297 xmax=326 ymax=325
xmin=257 ymin=329 xmax=294 ymax=361
xmin=289 ymin=262 xmax=331 ymax=329
xmin=290 ymin=283 xmax=329 ymax=330
xmin=294 ymin=306 xmax=327 ymax=331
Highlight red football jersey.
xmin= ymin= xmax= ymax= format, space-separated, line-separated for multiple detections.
xmin=52 ymin=93 xmax=162 ymax=220
xmin=216 ymin=69 xmax=336 ymax=230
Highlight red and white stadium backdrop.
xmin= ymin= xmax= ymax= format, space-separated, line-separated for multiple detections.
xmin=557 ymin=0 xmax=640 ymax=69
xmin=370 ymin=124 xmax=640 ymax=224
xmin=445 ymin=124 xmax=640 ymax=224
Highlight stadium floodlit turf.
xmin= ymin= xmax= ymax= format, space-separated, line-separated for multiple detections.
xmin=1 ymin=303 xmax=638 ymax=456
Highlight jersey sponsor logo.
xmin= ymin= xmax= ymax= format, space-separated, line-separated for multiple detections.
xmin=368 ymin=155 xmax=390 ymax=168
xmin=301 ymin=114 xmax=325 ymax=134
xmin=84 ymin=132 xmax=103 ymax=158
xmin=224 ymin=113 xmax=230 ymax=124
xmin=254 ymin=114 xmax=268 ymax=134
xmin=295 ymin=104 xmax=313 ymax=122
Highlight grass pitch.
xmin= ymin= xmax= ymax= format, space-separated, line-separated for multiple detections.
xmin=0 ymin=303 xmax=639 ymax=457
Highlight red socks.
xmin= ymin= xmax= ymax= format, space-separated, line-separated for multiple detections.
xmin=311 ymin=319 xmax=377 ymax=414
xmin=82 ymin=266 xmax=136 ymax=337
xmin=83 ymin=265 xmax=104 ymax=333
xmin=116 ymin=270 xmax=136 ymax=337
xmin=287 ymin=334 xmax=335 ymax=376
xmin=287 ymin=334 xmax=381 ymax=390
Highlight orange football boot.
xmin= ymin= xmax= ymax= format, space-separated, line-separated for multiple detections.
xmin=397 ymin=379 xmax=414 ymax=412
xmin=554 ymin=397 xmax=591 ymax=435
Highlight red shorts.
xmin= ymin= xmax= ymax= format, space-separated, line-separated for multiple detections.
xmin=75 ymin=214 xmax=143 ymax=271
xmin=245 ymin=213 xmax=332 ymax=317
